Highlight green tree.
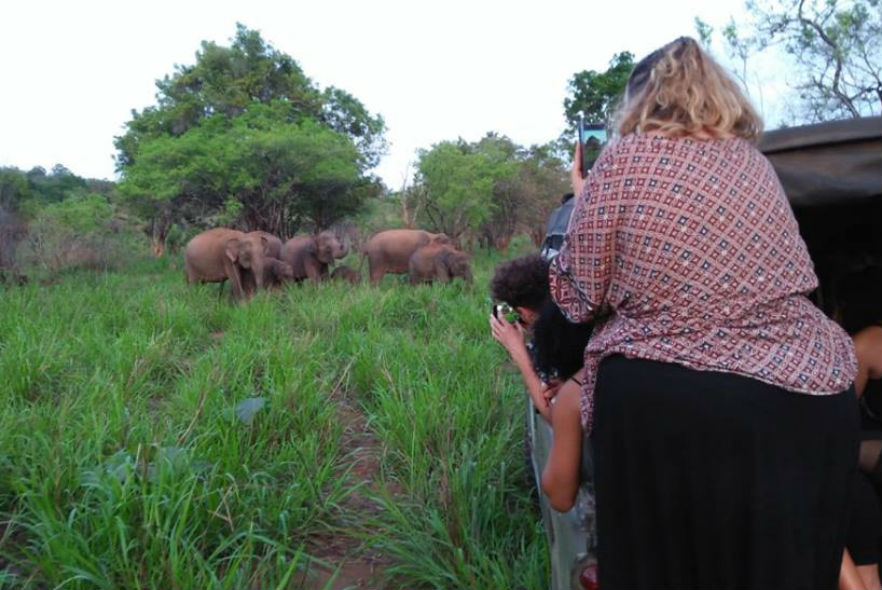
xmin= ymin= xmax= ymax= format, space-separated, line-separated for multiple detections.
xmin=474 ymin=136 xmax=568 ymax=250
xmin=0 ymin=168 xmax=31 ymax=213
xmin=563 ymin=52 xmax=635 ymax=129
xmin=415 ymin=140 xmax=499 ymax=241
xmin=118 ymin=103 xmax=377 ymax=251
xmin=22 ymin=164 xmax=88 ymax=205
xmin=115 ymin=25 xmax=386 ymax=253
xmin=507 ymin=143 xmax=571 ymax=247
xmin=39 ymin=193 xmax=113 ymax=235
xmin=0 ymin=168 xmax=31 ymax=269
xmin=411 ymin=134 xmax=568 ymax=248
xmin=322 ymin=86 xmax=388 ymax=170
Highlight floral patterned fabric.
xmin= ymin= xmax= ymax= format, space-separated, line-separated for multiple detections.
xmin=550 ymin=133 xmax=857 ymax=434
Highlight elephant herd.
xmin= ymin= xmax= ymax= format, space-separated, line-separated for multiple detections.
xmin=184 ymin=228 xmax=472 ymax=301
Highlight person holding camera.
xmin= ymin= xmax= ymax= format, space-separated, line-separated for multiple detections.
xmin=489 ymin=254 xmax=563 ymax=420
xmin=489 ymin=254 xmax=593 ymax=511
xmin=551 ymin=37 xmax=858 ymax=589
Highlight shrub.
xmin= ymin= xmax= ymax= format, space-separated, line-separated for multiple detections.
xmin=16 ymin=194 xmax=150 ymax=274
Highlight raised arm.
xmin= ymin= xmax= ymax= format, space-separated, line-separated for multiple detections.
xmin=541 ymin=379 xmax=583 ymax=512
xmin=549 ymin=142 xmax=619 ymax=323
xmin=490 ymin=314 xmax=551 ymax=421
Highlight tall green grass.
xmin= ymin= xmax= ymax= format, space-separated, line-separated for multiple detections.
xmin=0 ymin=245 xmax=548 ymax=589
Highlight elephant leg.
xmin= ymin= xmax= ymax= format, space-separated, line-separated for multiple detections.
xmin=369 ymin=262 xmax=384 ymax=286
xmin=304 ymin=258 xmax=322 ymax=284
xmin=434 ymin=259 xmax=451 ymax=283
xmin=223 ymin=258 xmax=245 ymax=302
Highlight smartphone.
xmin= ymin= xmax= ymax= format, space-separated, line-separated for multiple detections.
xmin=577 ymin=116 xmax=607 ymax=177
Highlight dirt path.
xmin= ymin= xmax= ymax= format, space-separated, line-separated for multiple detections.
xmin=299 ymin=393 xmax=395 ymax=589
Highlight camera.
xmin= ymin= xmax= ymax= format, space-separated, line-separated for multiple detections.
xmin=492 ymin=302 xmax=520 ymax=324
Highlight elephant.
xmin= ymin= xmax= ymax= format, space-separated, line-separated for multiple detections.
xmin=330 ymin=265 xmax=361 ymax=285
xmin=361 ymin=229 xmax=451 ymax=285
xmin=279 ymin=230 xmax=347 ymax=283
xmin=263 ymin=257 xmax=295 ymax=288
xmin=408 ymin=244 xmax=472 ymax=285
xmin=184 ymin=228 xmax=276 ymax=300
xmin=248 ymin=231 xmax=282 ymax=259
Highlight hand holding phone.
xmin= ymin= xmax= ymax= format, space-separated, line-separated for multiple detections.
xmin=573 ymin=114 xmax=607 ymax=195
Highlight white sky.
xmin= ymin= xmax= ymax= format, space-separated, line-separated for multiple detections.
xmin=0 ymin=0 xmax=790 ymax=189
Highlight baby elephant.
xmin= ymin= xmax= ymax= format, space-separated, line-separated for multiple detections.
xmin=331 ymin=265 xmax=361 ymax=285
xmin=263 ymin=257 xmax=295 ymax=288
xmin=408 ymin=244 xmax=472 ymax=285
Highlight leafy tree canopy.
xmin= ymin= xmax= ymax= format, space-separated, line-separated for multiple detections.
xmin=118 ymin=102 xmax=376 ymax=241
xmin=563 ymin=52 xmax=635 ymax=130
xmin=416 ymin=140 xmax=500 ymax=239
xmin=116 ymin=24 xmax=385 ymax=171
xmin=0 ymin=164 xmax=93 ymax=215
xmin=411 ymin=134 xmax=568 ymax=247
xmin=115 ymin=25 xmax=386 ymax=251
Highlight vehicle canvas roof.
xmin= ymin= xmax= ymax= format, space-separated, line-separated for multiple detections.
xmin=758 ymin=116 xmax=882 ymax=207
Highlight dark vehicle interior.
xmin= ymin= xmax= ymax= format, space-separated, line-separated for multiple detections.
xmin=759 ymin=116 xmax=882 ymax=316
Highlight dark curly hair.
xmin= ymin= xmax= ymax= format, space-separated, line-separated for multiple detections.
xmin=490 ymin=254 xmax=550 ymax=311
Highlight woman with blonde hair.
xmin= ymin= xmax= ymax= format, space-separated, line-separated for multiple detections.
xmin=549 ymin=37 xmax=859 ymax=588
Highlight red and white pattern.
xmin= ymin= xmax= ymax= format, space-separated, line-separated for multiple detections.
xmin=550 ymin=133 xmax=857 ymax=434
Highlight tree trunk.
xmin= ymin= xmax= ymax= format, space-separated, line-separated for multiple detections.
xmin=151 ymin=216 xmax=170 ymax=257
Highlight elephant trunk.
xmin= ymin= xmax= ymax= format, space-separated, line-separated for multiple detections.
xmin=337 ymin=238 xmax=349 ymax=259
xmin=253 ymin=261 xmax=265 ymax=291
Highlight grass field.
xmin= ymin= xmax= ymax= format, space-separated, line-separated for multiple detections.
xmin=0 ymin=246 xmax=549 ymax=590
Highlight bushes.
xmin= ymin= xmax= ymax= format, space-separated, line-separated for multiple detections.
xmin=15 ymin=194 xmax=150 ymax=275
xmin=0 ymin=166 xmax=155 ymax=279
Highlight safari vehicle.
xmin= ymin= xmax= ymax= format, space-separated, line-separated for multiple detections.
xmin=528 ymin=116 xmax=882 ymax=590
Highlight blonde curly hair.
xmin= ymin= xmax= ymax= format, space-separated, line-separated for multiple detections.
xmin=613 ymin=37 xmax=763 ymax=141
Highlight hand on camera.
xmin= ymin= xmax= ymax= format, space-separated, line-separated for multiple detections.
xmin=489 ymin=313 xmax=527 ymax=361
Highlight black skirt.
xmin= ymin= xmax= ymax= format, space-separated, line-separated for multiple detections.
xmin=592 ymin=355 xmax=860 ymax=590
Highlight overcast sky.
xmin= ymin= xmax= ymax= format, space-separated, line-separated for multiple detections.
xmin=0 ymin=0 xmax=789 ymax=189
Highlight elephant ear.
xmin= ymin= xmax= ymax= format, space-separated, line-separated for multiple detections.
xmin=259 ymin=235 xmax=271 ymax=256
xmin=225 ymin=239 xmax=240 ymax=263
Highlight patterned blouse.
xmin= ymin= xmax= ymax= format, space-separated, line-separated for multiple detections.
xmin=549 ymin=132 xmax=857 ymax=433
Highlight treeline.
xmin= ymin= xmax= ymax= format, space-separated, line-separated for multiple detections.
xmin=402 ymin=135 xmax=569 ymax=250
xmin=3 ymin=0 xmax=877 ymax=278
xmin=0 ymin=165 xmax=132 ymax=276
xmin=0 ymin=25 xmax=634 ymax=278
